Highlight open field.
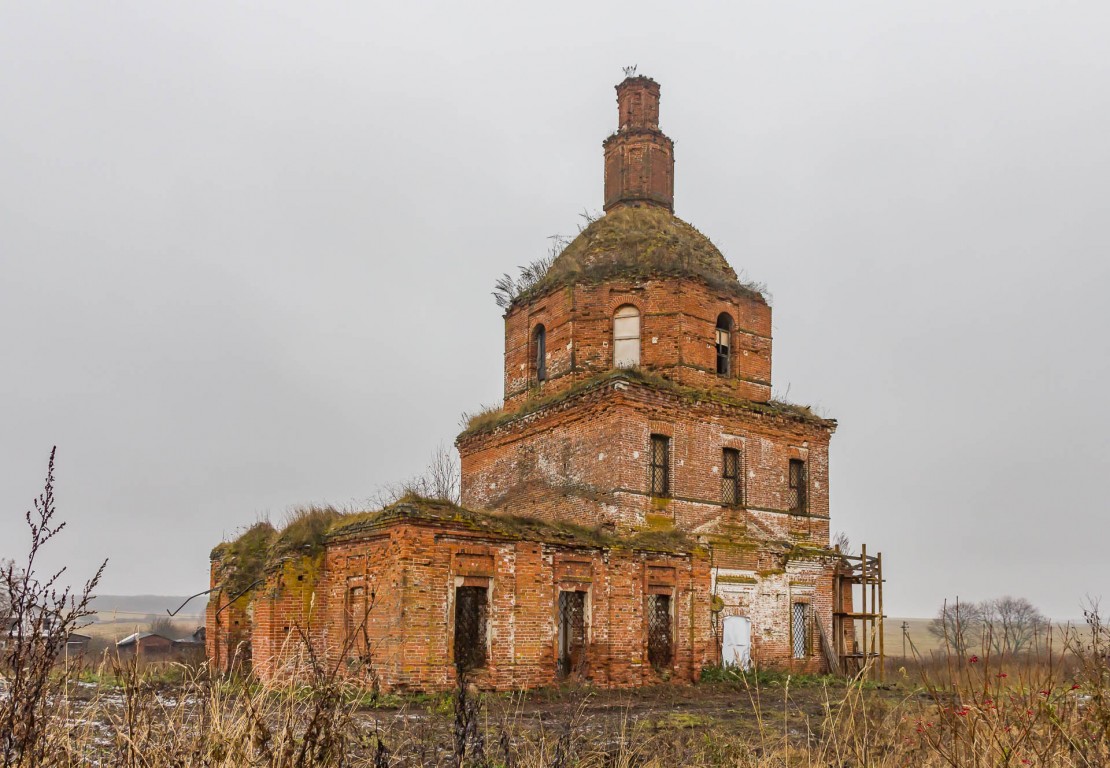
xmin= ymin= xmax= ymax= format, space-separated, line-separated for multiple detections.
xmin=79 ymin=618 xmax=200 ymax=644
xmin=72 ymin=610 xmax=1072 ymax=657
xmin=886 ymin=617 xmax=1084 ymax=659
xmin=3 ymin=619 xmax=1107 ymax=768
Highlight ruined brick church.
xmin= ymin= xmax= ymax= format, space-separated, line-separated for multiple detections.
xmin=208 ymin=75 xmax=879 ymax=691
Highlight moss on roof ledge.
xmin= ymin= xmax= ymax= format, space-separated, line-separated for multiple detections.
xmin=329 ymin=497 xmax=698 ymax=553
xmin=512 ymin=206 xmax=764 ymax=308
xmin=458 ymin=368 xmax=835 ymax=439
xmin=210 ymin=496 xmax=701 ymax=590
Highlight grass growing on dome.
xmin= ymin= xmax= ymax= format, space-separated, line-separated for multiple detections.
xmin=509 ymin=206 xmax=767 ymax=308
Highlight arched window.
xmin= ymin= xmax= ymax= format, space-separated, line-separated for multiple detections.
xmin=715 ymin=313 xmax=733 ymax=376
xmin=613 ymin=305 xmax=641 ymax=368
xmin=532 ymin=324 xmax=547 ymax=383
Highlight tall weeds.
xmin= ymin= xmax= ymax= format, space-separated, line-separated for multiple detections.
xmin=3 ymin=452 xmax=1109 ymax=766
xmin=1 ymin=449 xmax=105 ymax=767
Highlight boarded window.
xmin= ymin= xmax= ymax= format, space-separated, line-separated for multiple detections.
xmin=344 ymin=585 xmax=366 ymax=643
xmin=532 ymin=324 xmax=547 ymax=383
xmin=792 ymin=602 xmax=809 ymax=659
xmin=646 ymin=594 xmax=673 ymax=670
xmin=715 ymin=313 xmax=733 ymax=376
xmin=650 ymin=435 xmax=670 ymax=497
xmin=345 ymin=586 xmax=369 ymax=658
xmin=787 ymin=459 xmax=807 ymax=513
xmin=558 ymin=591 xmax=587 ymax=678
xmin=454 ymin=586 xmax=488 ymax=672
xmin=722 ymin=447 xmax=744 ymax=506
xmin=613 ymin=305 xmax=641 ymax=368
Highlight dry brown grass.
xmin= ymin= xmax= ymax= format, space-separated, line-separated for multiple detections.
xmin=1 ymin=612 xmax=1106 ymax=767
xmin=5 ymin=453 xmax=1109 ymax=766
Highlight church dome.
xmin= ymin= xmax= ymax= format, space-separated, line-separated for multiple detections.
xmin=525 ymin=204 xmax=751 ymax=301
xmin=511 ymin=75 xmax=760 ymax=307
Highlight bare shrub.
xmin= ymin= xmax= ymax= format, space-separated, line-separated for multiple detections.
xmin=0 ymin=448 xmax=106 ymax=766
xmin=929 ymin=596 xmax=1052 ymax=656
xmin=370 ymin=442 xmax=460 ymax=507
xmin=146 ymin=615 xmax=180 ymax=638
xmin=928 ymin=599 xmax=986 ymax=655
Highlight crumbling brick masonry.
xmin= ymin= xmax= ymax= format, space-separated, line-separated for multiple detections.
xmin=207 ymin=74 xmax=853 ymax=691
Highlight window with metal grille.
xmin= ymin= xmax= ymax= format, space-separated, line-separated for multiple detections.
xmin=532 ymin=324 xmax=547 ymax=383
xmin=646 ymin=594 xmax=673 ymax=670
xmin=787 ymin=459 xmax=807 ymax=513
xmin=715 ymin=313 xmax=733 ymax=376
xmin=792 ymin=602 xmax=809 ymax=659
xmin=453 ymin=586 xmax=488 ymax=672
xmin=613 ymin=305 xmax=641 ymax=368
xmin=722 ymin=447 xmax=743 ymax=506
xmin=557 ymin=591 xmax=587 ymax=678
xmin=650 ymin=435 xmax=670 ymax=497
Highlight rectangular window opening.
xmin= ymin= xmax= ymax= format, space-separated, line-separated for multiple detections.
xmin=558 ymin=591 xmax=587 ymax=679
xmin=715 ymin=328 xmax=731 ymax=376
xmin=534 ymin=328 xmax=547 ymax=383
xmin=787 ymin=458 xmax=807 ymax=513
xmin=792 ymin=602 xmax=809 ymax=659
xmin=722 ymin=448 xmax=743 ymax=506
xmin=650 ymin=435 xmax=670 ymax=498
xmin=647 ymin=594 xmax=673 ymax=670
xmin=454 ymin=586 xmax=488 ymax=672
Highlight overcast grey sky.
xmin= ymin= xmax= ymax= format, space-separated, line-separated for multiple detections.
xmin=2 ymin=2 xmax=1107 ymax=618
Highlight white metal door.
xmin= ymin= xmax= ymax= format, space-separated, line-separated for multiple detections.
xmin=722 ymin=615 xmax=751 ymax=670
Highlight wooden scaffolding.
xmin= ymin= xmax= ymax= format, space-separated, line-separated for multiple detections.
xmin=832 ymin=544 xmax=885 ymax=680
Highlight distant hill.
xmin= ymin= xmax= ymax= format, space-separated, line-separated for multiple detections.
xmin=89 ymin=594 xmax=203 ymax=619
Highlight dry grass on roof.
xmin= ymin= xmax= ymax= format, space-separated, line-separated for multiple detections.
xmin=515 ymin=206 xmax=765 ymax=306
xmin=215 ymin=494 xmax=701 ymax=587
xmin=458 ymin=368 xmax=833 ymax=438
xmin=272 ymin=505 xmax=345 ymax=558
xmin=210 ymin=520 xmax=276 ymax=599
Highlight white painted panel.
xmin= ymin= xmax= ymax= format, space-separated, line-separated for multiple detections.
xmin=614 ymin=337 xmax=639 ymax=367
xmin=722 ymin=615 xmax=752 ymax=670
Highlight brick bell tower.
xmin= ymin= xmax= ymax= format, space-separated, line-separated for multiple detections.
xmin=457 ymin=73 xmax=835 ymax=555
xmin=603 ymin=76 xmax=675 ymax=212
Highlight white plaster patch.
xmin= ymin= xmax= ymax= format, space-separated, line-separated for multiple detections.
xmin=632 ymin=450 xmax=640 ymax=459
xmin=651 ymin=336 xmax=659 ymax=344
xmin=711 ymin=466 xmax=719 ymax=474
xmin=597 ymin=452 xmax=606 ymax=461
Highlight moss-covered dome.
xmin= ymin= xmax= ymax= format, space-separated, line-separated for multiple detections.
xmin=521 ymin=205 xmax=756 ymax=305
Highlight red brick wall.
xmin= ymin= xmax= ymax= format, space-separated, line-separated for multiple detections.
xmin=461 ymin=378 xmax=832 ymax=544
xmin=206 ymin=557 xmax=254 ymax=673
xmin=503 ymin=278 xmax=772 ymax=408
xmin=234 ymin=519 xmax=721 ymax=692
xmin=712 ymin=558 xmax=837 ymax=673
xmin=604 ymin=76 xmax=674 ymax=212
xmin=219 ymin=521 xmax=839 ymax=688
